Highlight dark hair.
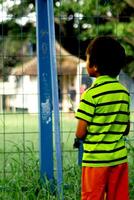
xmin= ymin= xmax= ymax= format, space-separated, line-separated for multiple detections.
xmin=86 ymin=36 xmax=126 ymax=77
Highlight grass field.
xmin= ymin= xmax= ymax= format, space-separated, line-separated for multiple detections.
xmin=0 ymin=112 xmax=78 ymax=172
xmin=0 ymin=111 xmax=80 ymax=199
xmin=0 ymin=111 xmax=78 ymax=155
xmin=0 ymin=111 xmax=134 ymax=199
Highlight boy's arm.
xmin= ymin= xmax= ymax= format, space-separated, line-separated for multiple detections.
xmin=75 ymin=119 xmax=88 ymax=139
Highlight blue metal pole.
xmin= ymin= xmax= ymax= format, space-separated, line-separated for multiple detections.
xmin=36 ymin=0 xmax=54 ymax=180
xmin=48 ymin=0 xmax=63 ymax=198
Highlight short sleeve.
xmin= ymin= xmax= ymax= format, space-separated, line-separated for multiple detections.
xmin=75 ymin=90 xmax=95 ymax=123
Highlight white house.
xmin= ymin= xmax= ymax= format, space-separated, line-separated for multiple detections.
xmin=10 ymin=57 xmax=38 ymax=113
xmin=0 ymin=76 xmax=16 ymax=112
xmin=0 ymin=43 xmax=85 ymax=113
xmin=0 ymin=42 xmax=134 ymax=113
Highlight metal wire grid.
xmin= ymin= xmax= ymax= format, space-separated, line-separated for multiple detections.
xmin=0 ymin=1 xmax=38 ymax=180
xmin=0 ymin=0 xmax=133 ymax=185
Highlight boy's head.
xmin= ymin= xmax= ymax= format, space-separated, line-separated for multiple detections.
xmin=86 ymin=36 xmax=126 ymax=77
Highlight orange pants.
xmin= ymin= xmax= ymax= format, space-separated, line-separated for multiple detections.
xmin=81 ymin=163 xmax=129 ymax=200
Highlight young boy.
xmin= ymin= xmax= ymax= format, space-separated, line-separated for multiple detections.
xmin=75 ymin=36 xmax=130 ymax=200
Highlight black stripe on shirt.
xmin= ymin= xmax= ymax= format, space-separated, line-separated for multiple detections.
xmin=96 ymin=100 xmax=129 ymax=107
xmin=84 ymin=145 xmax=125 ymax=154
xmin=77 ymin=109 xmax=94 ymax=118
xmin=80 ymin=99 xmax=95 ymax=107
xmin=82 ymin=156 xmax=127 ymax=164
xmin=93 ymin=90 xmax=129 ymax=98
xmin=91 ymin=81 xmax=119 ymax=89
xmin=94 ymin=111 xmax=129 ymax=116
xmin=86 ymin=131 xmax=125 ymax=135
xmin=84 ymin=139 xmax=122 ymax=144
xmin=89 ymin=121 xmax=128 ymax=126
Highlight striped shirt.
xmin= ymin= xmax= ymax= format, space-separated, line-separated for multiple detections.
xmin=75 ymin=75 xmax=130 ymax=167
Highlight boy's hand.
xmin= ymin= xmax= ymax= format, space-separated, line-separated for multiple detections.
xmin=73 ymin=138 xmax=81 ymax=148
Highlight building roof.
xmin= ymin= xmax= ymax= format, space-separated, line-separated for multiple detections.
xmin=12 ymin=57 xmax=37 ymax=76
xmin=11 ymin=42 xmax=84 ymax=76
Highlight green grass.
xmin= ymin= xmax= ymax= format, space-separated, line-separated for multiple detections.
xmin=0 ymin=112 xmax=77 ymax=152
xmin=0 ymin=144 xmax=80 ymax=200
xmin=0 ymin=112 xmax=134 ymax=199
xmin=0 ymin=111 xmax=79 ymax=199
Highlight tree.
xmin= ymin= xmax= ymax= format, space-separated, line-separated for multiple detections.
xmin=0 ymin=0 xmax=134 ymax=78
xmin=0 ymin=0 xmax=35 ymax=79
xmin=54 ymin=0 xmax=134 ymax=77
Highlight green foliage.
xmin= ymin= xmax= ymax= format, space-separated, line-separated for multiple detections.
xmin=55 ymin=0 xmax=130 ymax=40
xmin=0 ymin=1 xmax=36 ymax=79
xmin=54 ymin=0 xmax=134 ymax=76
xmin=7 ymin=0 xmax=35 ymax=18
xmin=0 ymin=0 xmax=134 ymax=77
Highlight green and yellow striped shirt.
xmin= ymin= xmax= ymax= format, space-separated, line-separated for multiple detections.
xmin=75 ymin=75 xmax=130 ymax=167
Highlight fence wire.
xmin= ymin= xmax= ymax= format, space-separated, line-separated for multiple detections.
xmin=0 ymin=0 xmax=133 ymax=196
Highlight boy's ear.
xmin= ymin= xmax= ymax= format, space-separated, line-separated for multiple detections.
xmin=93 ymin=65 xmax=100 ymax=77
xmin=94 ymin=65 xmax=98 ymax=71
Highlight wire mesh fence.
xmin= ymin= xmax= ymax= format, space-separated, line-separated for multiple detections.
xmin=0 ymin=0 xmax=134 ymax=198
xmin=0 ymin=1 xmax=38 ymax=181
